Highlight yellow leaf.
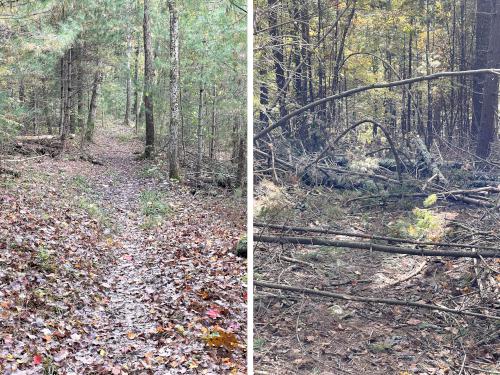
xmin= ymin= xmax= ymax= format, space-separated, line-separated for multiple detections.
xmin=127 ymin=332 xmax=137 ymax=340
xmin=175 ymin=325 xmax=186 ymax=336
xmin=203 ymin=326 xmax=239 ymax=351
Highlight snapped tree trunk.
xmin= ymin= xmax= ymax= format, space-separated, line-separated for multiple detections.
xmin=143 ymin=0 xmax=155 ymax=158
xmin=168 ymin=0 xmax=181 ymax=179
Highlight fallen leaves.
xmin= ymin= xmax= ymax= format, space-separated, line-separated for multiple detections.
xmin=33 ymin=354 xmax=42 ymax=365
xmin=0 ymin=129 xmax=247 ymax=373
xmin=202 ymin=326 xmax=240 ymax=351
xmin=207 ymin=307 xmax=222 ymax=319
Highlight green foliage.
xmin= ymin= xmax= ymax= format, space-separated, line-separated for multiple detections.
xmin=254 ymin=337 xmax=266 ymax=350
xmin=71 ymin=175 xmax=91 ymax=192
xmin=36 ymin=247 xmax=56 ymax=273
xmin=139 ymin=190 xmax=171 ymax=228
xmin=423 ymin=194 xmax=438 ymax=207
xmin=78 ymin=197 xmax=109 ymax=227
xmin=407 ymin=207 xmax=441 ymax=238
xmin=389 ymin=207 xmax=443 ymax=240
xmin=140 ymin=165 xmax=164 ymax=179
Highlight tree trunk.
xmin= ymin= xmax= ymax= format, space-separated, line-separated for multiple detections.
xmin=196 ymin=71 xmax=204 ymax=178
xmin=76 ymin=45 xmax=84 ymax=133
xmin=62 ymin=48 xmax=72 ymax=149
xmin=124 ymin=29 xmax=132 ymax=127
xmin=267 ymin=0 xmax=288 ymax=123
xmin=134 ymin=37 xmax=140 ymax=134
xmin=425 ymin=0 xmax=433 ymax=147
xmin=472 ymin=0 xmax=495 ymax=137
xmin=143 ymin=0 xmax=155 ymax=158
xmin=236 ymin=135 xmax=245 ymax=188
xmin=476 ymin=0 xmax=500 ymax=159
xmin=59 ymin=55 xmax=65 ymax=135
xmin=209 ymin=85 xmax=217 ymax=160
xmin=84 ymin=69 xmax=103 ymax=143
xmin=168 ymin=0 xmax=181 ymax=179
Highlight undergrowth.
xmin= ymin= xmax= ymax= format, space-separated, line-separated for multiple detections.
xmin=139 ymin=190 xmax=172 ymax=229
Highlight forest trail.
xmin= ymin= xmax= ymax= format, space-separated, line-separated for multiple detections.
xmin=0 ymin=125 xmax=246 ymax=374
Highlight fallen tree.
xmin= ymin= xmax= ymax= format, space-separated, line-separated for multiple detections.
xmin=304 ymin=119 xmax=404 ymax=183
xmin=13 ymin=134 xmax=63 ymax=157
xmin=254 ymin=281 xmax=500 ymax=320
xmin=14 ymin=135 xmax=58 ymax=142
xmin=254 ymin=234 xmax=500 ymax=258
xmin=254 ymin=223 xmax=499 ymax=251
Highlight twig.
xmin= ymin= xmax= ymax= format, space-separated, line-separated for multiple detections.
xmin=458 ymin=353 xmax=467 ymax=375
xmin=279 ymin=255 xmax=316 ymax=268
xmin=254 ymin=280 xmax=500 ymax=320
xmin=384 ymin=259 xmax=428 ymax=287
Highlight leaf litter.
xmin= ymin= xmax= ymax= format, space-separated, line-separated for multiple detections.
xmin=0 ymin=126 xmax=246 ymax=374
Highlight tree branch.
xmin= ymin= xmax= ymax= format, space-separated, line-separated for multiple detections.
xmin=254 ymin=281 xmax=500 ymax=320
xmin=254 ymin=234 xmax=500 ymax=258
xmin=254 ymin=69 xmax=500 ymax=141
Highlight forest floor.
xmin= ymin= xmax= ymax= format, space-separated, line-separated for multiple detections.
xmin=0 ymin=125 xmax=247 ymax=374
xmin=254 ymin=182 xmax=499 ymax=375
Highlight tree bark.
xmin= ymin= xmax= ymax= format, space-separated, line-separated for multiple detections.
xmin=209 ymin=85 xmax=217 ymax=160
xmin=254 ymin=234 xmax=500 ymax=259
xmin=76 ymin=45 xmax=84 ymax=133
xmin=143 ymin=0 xmax=155 ymax=158
xmin=84 ymin=69 xmax=103 ymax=143
xmin=196 ymin=69 xmax=204 ymax=178
xmin=124 ymin=26 xmax=132 ymax=127
xmin=168 ymin=0 xmax=181 ymax=179
xmin=267 ymin=0 xmax=288 ymax=124
xmin=476 ymin=0 xmax=500 ymax=159
xmin=133 ymin=37 xmax=140 ymax=134
xmin=472 ymin=0 xmax=495 ymax=137
xmin=255 ymin=281 xmax=500 ymax=320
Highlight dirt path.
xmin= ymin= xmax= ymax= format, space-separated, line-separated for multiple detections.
xmin=0 ymin=126 xmax=246 ymax=374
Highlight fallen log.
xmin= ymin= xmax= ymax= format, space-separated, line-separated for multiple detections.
xmin=254 ymin=281 xmax=500 ymax=320
xmin=254 ymin=223 xmax=499 ymax=251
xmin=447 ymin=195 xmax=495 ymax=208
xmin=15 ymin=135 xmax=58 ymax=142
xmin=254 ymin=234 xmax=500 ymax=258
xmin=344 ymin=186 xmax=499 ymax=208
xmin=79 ymin=154 xmax=104 ymax=166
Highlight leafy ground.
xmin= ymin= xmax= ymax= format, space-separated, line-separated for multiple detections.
xmin=254 ymin=183 xmax=499 ymax=375
xmin=0 ymin=126 xmax=247 ymax=374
